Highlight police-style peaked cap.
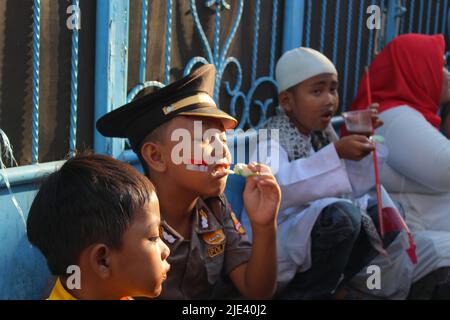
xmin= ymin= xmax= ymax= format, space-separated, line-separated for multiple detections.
xmin=96 ymin=64 xmax=237 ymax=152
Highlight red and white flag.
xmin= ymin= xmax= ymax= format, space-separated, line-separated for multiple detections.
xmin=379 ymin=186 xmax=417 ymax=264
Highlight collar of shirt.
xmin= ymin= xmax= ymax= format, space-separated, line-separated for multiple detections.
xmin=46 ymin=278 xmax=134 ymax=300
xmin=160 ymin=197 xmax=223 ymax=250
xmin=47 ymin=278 xmax=77 ymax=300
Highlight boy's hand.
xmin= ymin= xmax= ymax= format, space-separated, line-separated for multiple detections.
xmin=334 ymin=135 xmax=374 ymax=161
xmin=368 ymin=103 xmax=384 ymax=129
xmin=243 ymin=163 xmax=281 ymax=228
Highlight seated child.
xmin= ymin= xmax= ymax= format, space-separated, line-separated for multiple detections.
xmin=241 ymin=48 xmax=413 ymax=299
xmin=96 ymin=64 xmax=282 ymax=299
xmin=27 ymin=153 xmax=171 ymax=300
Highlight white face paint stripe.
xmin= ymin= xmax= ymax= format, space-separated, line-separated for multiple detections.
xmin=186 ymin=164 xmax=209 ymax=172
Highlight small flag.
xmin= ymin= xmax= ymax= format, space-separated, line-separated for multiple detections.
xmin=379 ymin=186 xmax=417 ymax=264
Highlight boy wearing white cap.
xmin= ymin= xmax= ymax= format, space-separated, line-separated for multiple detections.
xmin=241 ymin=48 xmax=415 ymax=299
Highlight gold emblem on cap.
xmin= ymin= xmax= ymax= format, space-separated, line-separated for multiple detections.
xmin=162 ymin=93 xmax=216 ymax=115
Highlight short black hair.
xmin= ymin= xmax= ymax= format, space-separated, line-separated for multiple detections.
xmin=26 ymin=152 xmax=156 ymax=276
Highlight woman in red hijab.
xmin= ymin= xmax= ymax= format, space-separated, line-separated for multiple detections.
xmin=349 ymin=33 xmax=450 ymax=288
xmin=351 ymin=33 xmax=448 ymax=128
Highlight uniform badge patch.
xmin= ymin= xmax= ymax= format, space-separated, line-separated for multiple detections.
xmin=199 ymin=209 xmax=209 ymax=229
xmin=161 ymin=228 xmax=177 ymax=244
xmin=230 ymin=212 xmax=246 ymax=235
xmin=202 ymin=229 xmax=225 ymax=245
xmin=207 ymin=243 xmax=225 ymax=257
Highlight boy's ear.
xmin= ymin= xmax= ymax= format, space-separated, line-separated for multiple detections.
xmin=141 ymin=142 xmax=167 ymax=173
xmin=89 ymin=244 xmax=112 ymax=279
xmin=278 ymin=91 xmax=294 ymax=113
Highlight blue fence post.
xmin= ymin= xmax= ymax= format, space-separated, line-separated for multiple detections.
xmin=282 ymin=0 xmax=305 ymax=53
xmin=94 ymin=0 xmax=130 ymax=157
xmin=385 ymin=0 xmax=406 ymax=46
xmin=385 ymin=0 xmax=398 ymax=45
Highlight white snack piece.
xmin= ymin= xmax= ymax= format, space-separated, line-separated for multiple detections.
xmin=233 ymin=163 xmax=255 ymax=177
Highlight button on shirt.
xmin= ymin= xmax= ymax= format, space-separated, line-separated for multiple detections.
xmin=158 ymin=195 xmax=252 ymax=299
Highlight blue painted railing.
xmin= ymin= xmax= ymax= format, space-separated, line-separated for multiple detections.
xmin=96 ymin=0 xmax=281 ymax=159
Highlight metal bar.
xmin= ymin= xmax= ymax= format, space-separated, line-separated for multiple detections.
xmin=332 ymin=0 xmax=341 ymax=64
xmin=305 ymin=0 xmax=312 ymax=47
xmin=426 ymin=0 xmax=432 ymax=34
xmin=212 ymin=2 xmax=222 ymax=101
xmin=366 ymin=0 xmax=376 ymax=65
xmin=408 ymin=0 xmax=415 ymax=32
xmin=269 ymin=0 xmax=278 ymax=77
xmin=353 ymin=0 xmax=365 ymax=101
xmin=385 ymin=0 xmax=399 ymax=45
xmin=31 ymin=0 xmax=40 ymax=163
xmin=342 ymin=0 xmax=353 ymax=111
xmin=69 ymin=0 xmax=80 ymax=156
xmin=435 ymin=0 xmax=441 ymax=34
xmin=282 ymin=0 xmax=305 ymax=52
xmin=94 ymin=0 xmax=130 ymax=157
xmin=251 ymin=0 xmax=261 ymax=83
xmin=0 ymin=161 xmax=65 ymax=188
xmin=418 ymin=0 xmax=424 ymax=33
xmin=164 ymin=0 xmax=173 ymax=85
xmin=377 ymin=0 xmax=385 ymax=50
xmin=319 ymin=0 xmax=327 ymax=52
xmin=442 ymin=0 xmax=448 ymax=33
xmin=139 ymin=0 xmax=149 ymax=83
xmin=399 ymin=0 xmax=405 ymax=33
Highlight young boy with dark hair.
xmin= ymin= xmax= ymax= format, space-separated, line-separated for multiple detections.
xmin=27 ymin=153 xmax=171 ymax=300
xmin=96 ymin=64 xmax=281 ymax=299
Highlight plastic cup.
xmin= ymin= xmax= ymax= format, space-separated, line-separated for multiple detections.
xmin=342 ymin=110 xmax=373 ymax=137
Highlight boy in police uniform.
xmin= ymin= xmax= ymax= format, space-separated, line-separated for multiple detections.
xmin=96 ymin=64 xmax=281 ymax=299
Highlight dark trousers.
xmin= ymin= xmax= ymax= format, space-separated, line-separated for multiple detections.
xmin=278 ymin=200 xmax=399 ymax=300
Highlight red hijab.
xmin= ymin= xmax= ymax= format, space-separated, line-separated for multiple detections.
xmin=349 ymin=33 xmax=445 ymax=129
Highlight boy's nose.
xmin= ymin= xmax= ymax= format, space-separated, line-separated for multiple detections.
xmin=161 ymin=242 xmax=170 ymax=260
xmin=326 ymin=92 xmax=335 ymax=103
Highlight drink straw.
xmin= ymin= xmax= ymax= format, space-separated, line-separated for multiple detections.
xmin=366 ymin=66 xmax=385 ymax=238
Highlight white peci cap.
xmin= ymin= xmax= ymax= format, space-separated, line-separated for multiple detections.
xmin=275 ymin=47 xmax=338 ymax=93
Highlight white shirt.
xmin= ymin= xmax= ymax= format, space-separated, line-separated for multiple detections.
xmin=240 ymin=133 xmax=385 ymax=289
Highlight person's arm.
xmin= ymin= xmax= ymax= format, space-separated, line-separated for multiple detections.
xmin=343 ymin=142 xmax=389 ymax=197
xmin=251 ymin=139 xmax=353 ymax=210
xmin=228 ymin=164 xmax=280 ymax=299
xmin=380 ymin=162 xmax=441 ymax=194
xmin=378 ymin=106 xmax=450 ymax=192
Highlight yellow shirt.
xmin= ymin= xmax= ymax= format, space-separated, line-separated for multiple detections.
xmin=47 ymin=278 xmax=77 ymax=300
xmin=46 ymin=278 xmax=133 ymax=300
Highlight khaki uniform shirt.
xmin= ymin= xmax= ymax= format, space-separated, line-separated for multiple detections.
xmin=158 ymin=195 xmax=252 ymax=299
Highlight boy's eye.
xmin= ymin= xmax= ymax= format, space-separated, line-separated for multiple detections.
xmin=148 ymin=236 xmax=160 ymax=242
